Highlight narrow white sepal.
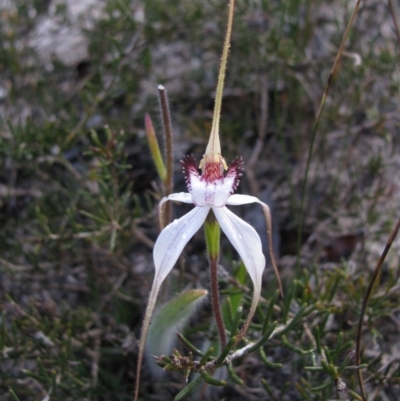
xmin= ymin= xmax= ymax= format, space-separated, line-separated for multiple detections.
xmin=226 ymin=194 xmax=283 ymax=297
xmin=153 ymin=206 xmax=211 ymax=285
xmin=212 ymin=206 xmax=265 ymax=290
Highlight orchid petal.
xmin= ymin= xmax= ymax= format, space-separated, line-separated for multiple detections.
xmin=153 ymin=205 xmax=211 ymax=285
xmin=165 ymin=192 xmax=194 ymax=204
xmin=212 ymin=206 xmax=264 ymax=290
xmin=226 ymin=194 xmax=261 ymax=205
xmin=158 ymin=193 xmax=194 ymax=228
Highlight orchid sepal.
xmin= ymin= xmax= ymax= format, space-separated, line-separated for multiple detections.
xmin=212 ymin=206 xmax=265 ymax=343
xmin=154 ymin=205 xmax=210 ymax=285
xmin=227 ymin=194 xmax=284 ymax=298
xmin=212 ymin=207 xmax=264 ymax=291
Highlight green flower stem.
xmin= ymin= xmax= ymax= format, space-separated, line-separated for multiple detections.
xmin=204 ymin=212 xmax=226 ymax=349
xmin=204 ymin=212 xmax=220 ymax=259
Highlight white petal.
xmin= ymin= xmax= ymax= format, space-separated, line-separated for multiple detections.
xmin=212 ymin=206 xmax=265 ymax=289
xmin=153 ymin=206 xmax=211 ymax=284
xmin=226 ymin=194 xmax=261 ymax=205
xmin=158 ymin=193 xmax=194 ymax=228
xmin=166 ymin=192 xmax=193 ymax=204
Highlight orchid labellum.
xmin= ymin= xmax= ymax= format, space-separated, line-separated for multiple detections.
xmin=134 ymin=1 xmax=282 ymax=399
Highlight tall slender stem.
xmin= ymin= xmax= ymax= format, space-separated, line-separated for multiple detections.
xmin=204 ymin=213 xmax=226 ymax=349
xmin=210 ymin=257 xmax=227 ymax=350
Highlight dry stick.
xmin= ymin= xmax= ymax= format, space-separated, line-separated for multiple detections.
xmin=356 ymin=216 xmax=400 ymax=401
xmin=262 ymin=202 xmax=284 ymax=299
xmin=158 ymin=85 xmax=174 ymax=225
xmin=388 ymin=0 xmax=400 ymax=50
xmin=295 ymin=0 xmax=362 ymax=269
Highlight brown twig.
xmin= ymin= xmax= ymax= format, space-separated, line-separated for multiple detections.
xmin=295 ymin=0 xmax=362 ymax=268
xmin=356 ymin=216 xmax=400 ymax=400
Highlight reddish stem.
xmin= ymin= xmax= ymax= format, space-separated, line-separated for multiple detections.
xmin=209 ymin=256 xmax=227 ymax=350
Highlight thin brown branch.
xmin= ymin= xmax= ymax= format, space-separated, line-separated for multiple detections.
xmin=356 ymin=216 xmax=400 ymax=400
xmin=296 ymin=0 xmax=362 ymax=266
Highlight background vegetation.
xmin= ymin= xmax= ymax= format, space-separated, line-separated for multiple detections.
xmin=1 ymin=0 xmax=400 ymax=400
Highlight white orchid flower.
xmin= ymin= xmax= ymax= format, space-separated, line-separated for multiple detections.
xmin=154 ymin=152 xmax=282 ymax=339
xmin=135 ymin=152 xmax=281 ymax=400
xmin=134 ymin=1 xmax=282 ymax=398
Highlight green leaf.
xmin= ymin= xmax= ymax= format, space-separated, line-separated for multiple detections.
xmin=146 ymin=289 xmax=208 ymax=376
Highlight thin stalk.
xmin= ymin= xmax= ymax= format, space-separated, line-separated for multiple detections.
xmin=158 ymin=85 xmax=174 ymax=224
xmin=133 ymin=279 xmax=161 ymax=401
xmin=235 ymin=284 xmax=260 ymax=344
xmin=210 ymin=257 xmax=227 ymax=348
xmin=295 ymin=0 xmax=362 ymax=268
xmin=356 ymin=216 xmax=400 ymax=401
xmin=261 ymin=202 xmax=284 ymax=298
